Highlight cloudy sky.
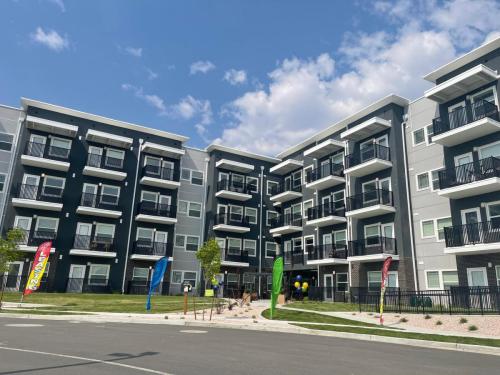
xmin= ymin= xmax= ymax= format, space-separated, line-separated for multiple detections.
xmin=1 ymin=0 xmax=499 ymax=155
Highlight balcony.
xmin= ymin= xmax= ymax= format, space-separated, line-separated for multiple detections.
xmin=213 ymin=213 xmax=251 ymax=233
xmin=220 ymin=248 xmax=249 ymax=267
xmin=21 ymin=141 xmax=71 ymax=172
xmin=347 ymin=237 xmax=398 ymax=262
xmin=444 ymin=221 xmax=500 ymax=255
xmin=86 ymin=129 xmax=133 ymax=149
xmin=432 ymin=100 xmax=500 ymax=147
xmin=69 ymin=234 xmax=116 ymax=258
xmin=340 ymin=117 xmax=391 ymax=141
xmin=26 ymin=115 xmax=79 ymax=138
xmin=269 ymin=213 xmax=303 ymax=236
xmin=345 ymin=189 xmax=395 ymax=219
xmin=284 ymin=250 xmax=304 ymax=267
xmin=83 ymin=153 xmax=127 ymax=181
xmin=306 ymin=244 xmax=348 ymax=265
xmin=215 ymin=180 xmax=253 ymax=201
xmin=303 ymin=139 xmax=344 ymax=159
xmin=15 ymin=229 xmax=57 ymax=253
xmin=135 ymin=201 xmax=177 ymax=224
xmin=438 ymin=157 xmax=500 ymax=199
xmin=140 ymin=165 xmax=180 ymax=190
xmin=269 ymin=181 xmax=302 ymax=204
xmin=305 ymin=163 xmax=345 ymax=190
xmin=216 ymin=158 xmax=254 ymax=173
xmin=344 ymin=144 xmax=392 ymax=177
xmin=12 ymin=183 xmax=63 ymax=212
xmin=141 ymin=141 xmax=185 ymax=159
xmin=131 ymin=240 xmax=172 ymax=261
xmin=425 ymin=64 xmax=499 ymax=103
xmin=270 ymin=159 xmax=303 ymax=175
xmin=305 ymin=203 xmax=346 ymax=227
xmin=76 ymin=193 xmax=122 ymax=218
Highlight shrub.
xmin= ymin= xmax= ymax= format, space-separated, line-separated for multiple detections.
xmin=399 ymin=317 xmax=408 ymax=323
xmin=424 ymin=314 xmax=432 ymax=320
xmin=468 ymin=325 xmax=478 ymax=331
xmin=436 ymin=320 xmax=442 ymax=326
xmin=459 ymin=317 xmax=468 ymax=324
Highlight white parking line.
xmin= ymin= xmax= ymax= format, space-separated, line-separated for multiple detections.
xmin=4 ymin=324 xmax=44 ymax=327
xmin=179 ymin=330 xmax=207 ymax=334
xmin=0 ymin=346 xmax=173 ymax=375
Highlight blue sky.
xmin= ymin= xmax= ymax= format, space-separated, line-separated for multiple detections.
xmin=1 ymin=0 xmax=499 ymax=155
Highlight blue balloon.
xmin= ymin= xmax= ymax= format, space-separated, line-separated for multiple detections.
xmin=296 ymin=275 xmax=302 ymax=282
xmin=213 ymin=285 xmax=219 ymax=290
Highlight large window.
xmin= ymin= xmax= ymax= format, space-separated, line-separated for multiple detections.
xmin=243 ymin=239 xmax=256 ymax=257
xmin=436 ymin=217 xmax=452 ymax=241
xmin=266 ymin=211 xmax=278 ymax=226
xmin=267 ymin=181 xmax=279 ymax=195
xmin=426 ymin=270 xmax=458 ymax=289
xmin=100 ymin=185 xmax=120 ymax=205
xmin=227 ymin=238 xmax=242 ymax=255
xmin=105 ymin=148 xmax=125 ymax=168
xmin=132 ymin=267 xmax=149 ymax=281
xmin=230 ymin=205 xmax=243 ymax=222
xmin=178 ymin=201 xmax=202 ymax=218
xmin=416 ymin=172 xmax=429 ymax=190
xmin=336 ymin=273 xmax=348 ymax=292
xmin=413 ymin=128 xmax=425 ymax=146
xmin=175 ymin=234 xmax=199 ymax=251
xmin=245 ymin=207 xmax=257 ymax=224
xmin=487 ymin=202 xmax=500 ymax=227
xmin=49 ymin=137 xmax=72 ymax=158
xmin=34 ymin=217 xmax=58 ymax=236
xmin=0 ymin=133 xmax=14 ymax=151
xmin=181 ymin=168 xmax=204 ymax=185
xmin=42 ymin=176 xmax=65 ymax=197
xmin=88 ymin=264 xmax=110 ymax=286
xmin=265 ymin=242 xmax=277 ymax=258
xmin=171 ymin=270 xmax=197 ymax=287
xmin=421 ymin=220 xmax=435 ymax=238
xmin=246 ymin=176 xmax=258 ymax=193
xmin=367 ymin=271 xmax=398 ymax=291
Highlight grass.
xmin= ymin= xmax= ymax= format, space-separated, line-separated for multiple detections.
xmin=293 ymin=324 xmax=500 ymax=348
xmin=286 ymin=301 xmax=358 ymax=312
xmin=261 ymin=308 xmax=379 ymax=327
xmin=1 ymin=293 xmax=213 ymax=314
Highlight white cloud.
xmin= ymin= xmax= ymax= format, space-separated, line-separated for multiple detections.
xmin=48 ymin=0 xmax=65 ymax=12
xmin=170 ymin=96 xmax=213 ymax=141
xmin=121 ymin=83 xmax=167 ymax=114
xmin=224 ymin=69 xmax=247 ymax=85
xmin=190 ymin=60 xmax=216 ymax=75
xmin=124 ymin=46 xmax=142 ymax=57
xmin=30 ymin=27 xmax=69 ymax=52
xmin=146 ymin=68 xmax=158 ymax=80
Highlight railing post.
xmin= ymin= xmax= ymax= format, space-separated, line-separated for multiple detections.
xmin=478 ymin=287 xmax=484 ymax=316
xmin=398 ymin=288 xmax=402 ymax=314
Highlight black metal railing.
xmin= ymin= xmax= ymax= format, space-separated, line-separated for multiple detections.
xmin=444 ymin=220 xmax=500 ymax=248
xmin=133 ymin=240 xmax=171 ymax=257
xmin=221 ymin=247 xmax=249 ymax=264
xmin=143 ymin=164 xmax=175 ymax=181
xmin=346 ymin=189 xmax=393 ymax=211
xmin=438 ymin=156 xmax=500 ymax=190
xmin=127 ymin=280 xmax=170 ymax=295
xmin=345 ymin=143 xmax=390 ymax=169
xmin=216 ymin=179 xmax=254 ymax=194
xmin=86 ymin=153 xmax=124 ymax=170
xmin=284 ymin=249 xmax=304 ymax=266
xmin=73 ymin=234 xmax=115 ymax=252
xmin=307 ymin=244 xmax=348 ymax=261
xmin=269 ymin=179 xmax=302 ymax=196
xmin=65 ymin=278 xmax=112 ymax=293
xmin=306 ymin=202 xmax=345 ymax=221
xmin=24 ymin=141 xmax=71 ymax=160
xmin=214 ymin=213 xmax=250 ymax=227
xmin=137 ymin=201 xmax=176 ymax=218
xmin=308 ymin=287 xmax=349 ymax=303
xmin=433 ymin=100 xmax=499 ymax=136
xmin=14 ymin=229 xmax=57 ymax=247
xmin=15 ymin=183 xmax=64 ymax=202
xmin=269 ymin=213 xmax=302 ymax=228
xmin=0 ymin=275 xmax=50 ymax=293
xmin=80 ymin=192 xmax=121 ymax=211
xmin=347 ymin=236 xmax=397 ymax=257
xmin=305 ymin=162 xmax=344 ymax=183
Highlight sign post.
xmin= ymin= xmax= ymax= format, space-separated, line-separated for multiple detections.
xmin=182 ymin=281 xmax=192 ymax=315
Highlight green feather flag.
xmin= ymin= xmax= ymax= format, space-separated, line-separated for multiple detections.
xmin=270 ymin=256 xmax=284 ymax=320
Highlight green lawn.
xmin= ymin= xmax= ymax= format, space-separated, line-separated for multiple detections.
xmin=1 ymin=293 xmax=213 ymax=314
xmin=262 ymin=308 xmax=379 ymax=327
xmin=286 ymin=301 xmax=358 ymax=312
xmin=294 ymin=324 xmax=500 ymax=348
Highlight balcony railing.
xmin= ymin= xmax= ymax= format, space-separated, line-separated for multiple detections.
xmin=284 ymin=249 xmax=304 ymax=266
xmin=348 ymin=236 xmax=397 ymax=257
xmin=221 ymin=247 xmax=249 ymax=264
xmin=307 ymin=244 xmax=348 ymax=261
xmin=0 ymin=275 xmax=50 ymax=292
xmin=346 ymin=189 xmax=393 ymax=211
xmin=433 ymin=100 xmax=499 ymax=136
xmin=80 ymin=192 xmax=120 ymax=211
xmin=444 ymin=220 xmax=500 ymax=248
xmin=345 ymin=144 xmax=390 ymax=169
xmin=217 ymin=179 xmax=254 ymax=194
xmin=305 ymin=162 xmax=344 ymax=183
xmin=214 ymin=213 xmax=250 ymax=226
xmin=438 ymin=157 xmax=500 ymax=190
xmin=25 ymin=141 xmax=71 ymax=160
xmin=15 ymin=228 xmax=57 ymax=247
xmin=269 ymin=213 xmax=302 ymax=228
xmin=86 ymin=153 xmax=124 ymax=170
xmin=143 ymin=164 xmax=176 ymax=181
xmin=307 ymin=202 xmax=345 ymax=221
xmin=133 ymin=240 xmax=170 ymax=257
xmin=269 ymin=180 xmax=302 ymax=196
xmin=137 ymin=201 xmax=176 ymax=218
xmin=15 ymin=183 xmax=64 ymax=202
xmin=73 ymin=234 xmax=115 ymax=252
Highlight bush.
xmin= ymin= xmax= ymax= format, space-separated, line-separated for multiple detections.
xmin=400 ymin=317 xmax=408 ymax=323
xmin=468 ymin=325 xmax=478 ymax=331
xmin=436 ymin=320 xmax=442 ymax=326
xmin=424 ymin=314 xmax=432 ymax=320
xmin=459 ymin=317 xmax=468 ymax=324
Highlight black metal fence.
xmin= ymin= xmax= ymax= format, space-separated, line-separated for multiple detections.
xmin=0 ymin=275 xmax=50 ymax=293
xmin=126 ymin=281 xmax=170 ymax=295
xmin=438 ymin=156 xmax=500 ymax=190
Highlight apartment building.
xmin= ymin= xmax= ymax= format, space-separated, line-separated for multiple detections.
xmin=2 ymin=37 xmax=500 ymax=295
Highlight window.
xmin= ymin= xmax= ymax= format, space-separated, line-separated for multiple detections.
xmin=191 ymin=170 xmax=204 ymax=185
xmin=266 ymin=210 xmax=278 ymax=226
xmin=230 ymin=205 xmax=243 ymax=222
xmin=183 ymin=272 xmax=197 ymax=287
xmin=292 ymin=170 xmax=302 ymax=188
xmin=364 ymin=224 xmax=380 ymax=245
xmin=0 ymin=174 xmax=5 ymax=192
xmin=246 ymin=176 xmax=258 ymax=193
xmin=303 ymin=200 xmax=313 ymax=218
xmin=265 ymin=242 xmax=277 ymax=258
xmin=100 ymin=185 xmax=120 ymax=205
xmin=487 ymin=202 xmax=500 ymax=227
xmin=267 ymin=181 xmax=279 ymax=195
xmin=303 ymin=165 xmax=314 ymax=184
xmin=416 ymin=172 xmax=429 ymax=190
xmin=226 ymin=273 xmax=239 ymax=287
xmin=172 ymin=271 xmax=183 ymax=284
xmin=0 ymin=133 xmax=14 ymax=151
xmin=181 ymin=168 xmax=191 ymax=180
xmin=367 ymin=271 xmax=398 ymax=291
xmin=228 ymin=238 xmax=242 ymax=255
xmin=49 ymin=137 xmax=71 ymax=158
xmin=245 ymin=207 xmax=257 ymax=224
xmin=333 ymin=190 xmax=345 ymax=207
xmin=496 ymin=266 xmax=500 ymax=286
xmin=174 ymin=235 xmax=199 ymax=251
xmin=426 ymin=270 xmax=458 ymax=289
xmin=333 ymin=230 xmax=347 ymax=246
xmin=35 ymin=217 xmax=58 ymax=236
xmin=413 ymin=128 xmax=425 ymax=145
xmin=141 ymin=190 xmax=158 ymax=202
xmin=42 ymin=176 xmax=65 ymax=197
xmin=88 ymin=264 xmax=110 ymax=285
xmin=188 ymin=202 xmax=202 ymax=218
xmin=95 ymin=223 xmax=115 ymax=241
xmin=430 ymin=169 xmax=441 ymax=191
xmin=145 ymin=156 xmax=161 ymax=168
xmin=175 ymin=235 xmax=185 ymax=248
xmin=426 ymin=124 xmax=434 ymax=145
xmin=421 ymin=220 xmax=435 ymax=238
xmin=336 ymin=273 xmax=348 ymax=292
xmin=426 ymin=271 xmax=440 ymax=289
xmin=442 ymin=271 xmax=458 ymax=289
xmin=436 ymin=217 xmax=452 ymax=241
xmin=243 ymin=239 xmax=257 ymax=257
xmin=291 ymin=203 xmax=301 ymax=220
xmin=178 ymin=201 xmax=188 ymax=214
xmin=243 ymin=273 xmax=256 ymax=289
xmin=132 ymin=267 xmax=149 ymax=281
xmin=136 ymin=227 xmax=154 ymax=245
xmin=215 ymin=238 xmax=225 ymax=252
xmin=105 ymin=148 xmax=125 ymax=168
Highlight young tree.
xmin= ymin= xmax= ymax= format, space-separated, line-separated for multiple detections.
xmin=196 ymin=238 xmax=221 ymax=320
xmin=0 ymin=228 xmax=24 ymax=309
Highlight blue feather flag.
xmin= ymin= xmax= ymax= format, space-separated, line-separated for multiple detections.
xmin=146 ymin=257 xmax=168 ymax=311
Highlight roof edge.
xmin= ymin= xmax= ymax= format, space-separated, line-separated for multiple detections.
xmin=205 ymin=143 xmax=281 ymax=164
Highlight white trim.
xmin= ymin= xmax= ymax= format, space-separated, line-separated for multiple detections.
xmin=215 ymin=159 xmax=254 ymax=173
xmin=243 ymin=239 xmax=257 ymax=257
xmin=420 ymin=219 xmax=436 ymax=239
xmin=264 ymin=241 xmax=278 ymax=259
xmin=424 ymin=269 xmax=458 ymax=290
xmin=245 ymin=207 xmax=258 ymax=224
xmin=86 ymin=129 xmax=132 ymax=148
xmin=269 ymin=159 xmax=303 ymax=175
xmin=141 ymin=142 xmax=185 ymax=158
xmin=412 ymin=128 xmax=426 ymax=146
xmin=415 ymin=171 xmax=430 ymax=191
xmin=266 ymin=180 xmax=279 ymax=196
xmin=477 ymin=138 xmax=500 ymax=160
xmin=467 ymin=267 xmax=489 ymax=287
xmin=25 ymin=115 xmax=79 ymax=138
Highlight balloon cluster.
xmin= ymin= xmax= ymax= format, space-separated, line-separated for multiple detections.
xmin=293 ymin=275 xmax=308 ymax=292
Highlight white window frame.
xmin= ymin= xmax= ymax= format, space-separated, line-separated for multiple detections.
xmin=170 ymin=270 xmax=198 ymax=288
xmin=416 ymin=172 xmax=430 ymax=191
xmin=420 ymin=219 xmax=436 ymax=239
xmin=245 ymin=207 xmax=258 ymax=224
xmin=336 ymin=272 xmax=349 ymax=292
xmin=430 ymin=167 xmax=443 ymax=192
xmin=100 ymin=184 xmax=120 ymax=205
xmin=302 ymin=199 xmax=314 ymax=219
xmin=485 ymin=200 xmax=500 ymax=221
xmin=303 ymin=165 xmax=313 ymax=184
xmin=105 ymin=148 xmax=125 ymax=168
xmin=34 ymin=216 xmax=59 ymax=233
xmin=88 ymin=264 xmax=110 ymax=286
xmin=180 ymin=168 xmax=204 ymax=185
xmin=267 ymin=180 xmax=279 ymax=196
xmin=435 ymin=216 xmax=452 ymax=242
xmin=185 ymin=235 xmax=200 ymax=251
xmin=227 ymin=237 xmax=242 ymax=255
xmin=266 ymin=210 xmax=278 ymax=227
xmin=425 ymin=123 xmax=435 ymax=146
xmin=265 ymin=241 xmax=277 ymax=259
xmin=42 ymin=175 xmax=65 ymax=197
xmin=243 ymin=239 xmax=257 ymax=257
xmin=412 ymin=128 xmax=426 ymax=146
xmin=0 ymin=132 xmax=14 ymax=152
xmin=178 ymin=200 xmax=202 ymax=218
xmin=469 ymin=85 xmax=499 ymax=106
xmin=245 ymin=176 xmax=258 ymax=193
xmin=49 ymin=136 xmax=72 ymax=158
xmin=496 ymin=266 xmax=500 ymax=286
xmin=425 ymin=269 xmax=459 ymax=290
xmin=303 ymin=235 xmax=315 ymax=254
xmin=132 ymin=267 xmax=150 ymax=281
xmin=477 ymin=139 xmax=500 ymax=160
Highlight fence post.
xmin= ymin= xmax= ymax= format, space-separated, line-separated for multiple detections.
xmin=398 ymin=288 xmax=402 ymax=314
xmin=478 ymin=288 xmax=484 ymax=316
xmin=448 ymin=290 xmax=452 ymax=315
xmin=358 ymin=290 xmax=362 ymax=313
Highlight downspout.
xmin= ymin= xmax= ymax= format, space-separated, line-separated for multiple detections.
xmin=258 ymin=165 xmax=264 ymax=295
xmin=199 ymin=156 xmax=210 ymax=290
xmin=401 ymin=111 xmax=419 ymax=291
xmin=345 ymin=140 xmax=353 ymax=288
xmin=121 ymin=139 xmax=143 ymax=293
